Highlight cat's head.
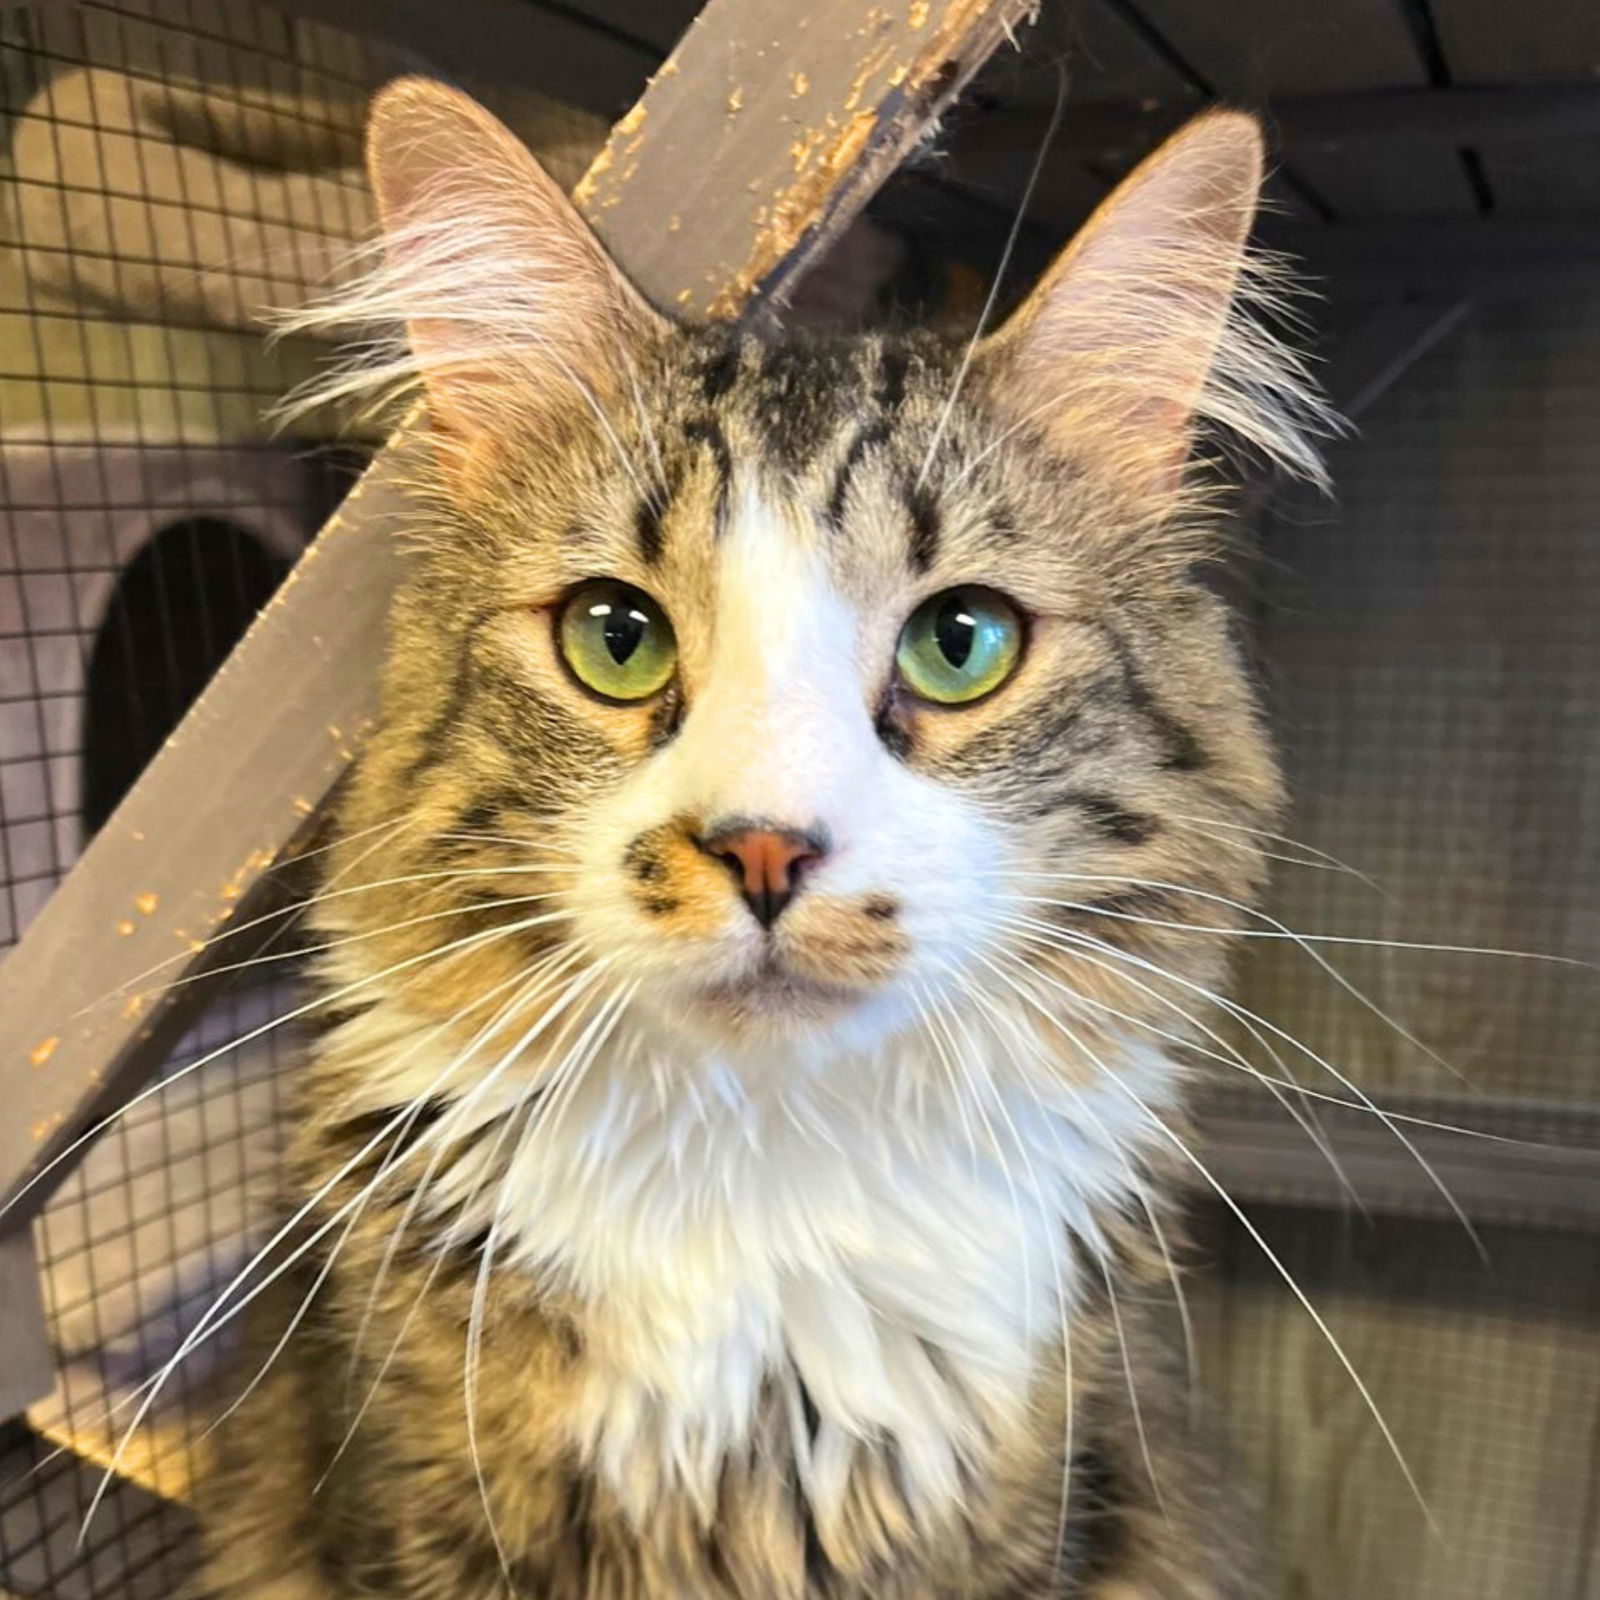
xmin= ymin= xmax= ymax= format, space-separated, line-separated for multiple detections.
xmin=309 ymin=80 xmax=1321 ymax=1088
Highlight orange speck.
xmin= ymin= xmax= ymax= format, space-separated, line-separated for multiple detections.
xmin=909 ymin=0 xmax=929 ymax=24
xmin=134 ymin=892 xmax=158 ymax=915
xmin=116 ymin=919 xmax=136 ymax=937
xmin=29 ymin=1036 xmax=58 ymax=1067
xmin=727 ymin=87 xmax=744 ymax=113
xmin=792 ymin=71 xmax=810 ymax=95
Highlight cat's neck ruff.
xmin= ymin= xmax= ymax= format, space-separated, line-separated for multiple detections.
xmin=339 ymin=990 xmax=1172 ymax=1527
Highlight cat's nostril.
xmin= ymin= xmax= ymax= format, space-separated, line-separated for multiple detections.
xmin=697 ymin=822 xmax=827 ymax=930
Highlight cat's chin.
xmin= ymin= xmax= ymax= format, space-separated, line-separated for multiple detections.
xmin=623 ymin=954 xmax=917 ymax=1060
xmin=693 ymin=965 xmax=864 ymax=1027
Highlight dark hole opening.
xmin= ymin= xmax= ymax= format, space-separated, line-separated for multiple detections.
xmin=81 ymin=517 xmax=291 ymax=840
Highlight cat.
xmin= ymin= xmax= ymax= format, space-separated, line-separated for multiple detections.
xmin=196 ymin=76 xmax=1324 ymax=1600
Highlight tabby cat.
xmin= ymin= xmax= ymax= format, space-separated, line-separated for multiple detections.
xmin=199 ymin=76 xmax=1323 ymax=1600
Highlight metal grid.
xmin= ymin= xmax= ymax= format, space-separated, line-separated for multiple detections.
xmin=0 ymin=1421 xmax=196 ymax=1600
xmin=0 ymin=3 xmax=382 ymax=1593
xmin=1190 ymin=1205 xmax=1600 ymax=1600
xmin=1238 ymin=289 xmax=1600 ymax=1110
xmin=0 ymin=0 xmax=381 ymax=943
xmin=0 ymin=6 xmax=619 ymax=1592
xmin=0 ymin=991 xmax=294 ymax=1600
xmin=1203 ymin=283 xmax=1600 ymax=1597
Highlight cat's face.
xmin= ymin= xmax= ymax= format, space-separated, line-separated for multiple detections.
xmin=314 ymin=83 xmax=1317 ymax=1085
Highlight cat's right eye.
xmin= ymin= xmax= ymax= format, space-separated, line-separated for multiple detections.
xmin=895 ymin=586 xmax=1024 ymax=706
xmin=557 ymin=580 xmax=678 ymax=702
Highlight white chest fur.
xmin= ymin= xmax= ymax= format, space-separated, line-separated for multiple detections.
xmin=411 ymin=1019 xmax=1165 ymax=1527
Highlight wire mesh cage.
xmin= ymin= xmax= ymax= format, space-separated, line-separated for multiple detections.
xmin=0 ymin=2 xmax=1598 ymax=1599
xmin=0 ymin=3 xmax=618 ymax=1592
xmin=0 ymin=5 xmax=386 ymax=1590
xmin=1192 ymin=283 xmax=1600 ymax=1595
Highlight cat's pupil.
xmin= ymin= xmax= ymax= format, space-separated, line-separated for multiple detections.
xmin=599 ymin=603 xmax=646 ymax=665
xmin=935 ymin=596 xmax=976 ymax=669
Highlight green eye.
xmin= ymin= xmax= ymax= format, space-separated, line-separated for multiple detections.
xmin=895 ymin=586 xmax=1023 ymax=706
xmin=557 ymin=580 xmax=677 ymax=702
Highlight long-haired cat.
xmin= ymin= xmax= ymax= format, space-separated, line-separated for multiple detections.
xmin=198 ymin=76 xmax=1324 ymax=1600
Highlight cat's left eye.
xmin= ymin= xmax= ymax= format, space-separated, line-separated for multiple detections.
xmin=896 ymin=586 xmax=1024 ymax=706
xmin=557 ymin=580 xmax=677 ymax=702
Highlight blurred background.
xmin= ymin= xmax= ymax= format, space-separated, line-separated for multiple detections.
xmin=0 ymin=2 xmax=1597 ymax=1595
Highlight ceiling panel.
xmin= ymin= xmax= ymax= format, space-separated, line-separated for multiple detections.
xmin=1124 ymin=0 xmax=1428 ymax=94
xmin=936 ymin=138 xmax=1112 ymax=238
xmin=951 ymin=1 xmax=1195 ymax=243
xmin=1479 ymin=142 xmax=1600 ymax=214
xmin=548 ymin=0 xmax=694 ymax=55
xmin=1432 ymin=0 xmax=1600 ymax=211
xmin=1431 ymin=0 xmax=1600 ymax=81
xmin=1018 ymin=0 xmax=1192 ymax=103
xmin=1117 ymin=0 xmax=1478 ymax=219
xmin=1291 ymin=144 xmax=1479 ymax=219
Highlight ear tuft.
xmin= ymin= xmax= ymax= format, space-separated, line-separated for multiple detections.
xmin=978 ymin=110 xmax=1330 ymax=494
xmin=277 ymin=77 xmax=663 ymax=455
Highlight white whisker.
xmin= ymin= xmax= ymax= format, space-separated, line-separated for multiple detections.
xmin=1004 ymin=912 xmax=1484 ymax=1254
xmin=11 ymin=909 xmax=569 ymax=1230
xmin=970 ymin=948 xmax=1433 ymax=1527
xmin=995 ymin=914 xmax=1359 ymax=1204
xmin=915 ymin=60 xmax=1067 ymax=490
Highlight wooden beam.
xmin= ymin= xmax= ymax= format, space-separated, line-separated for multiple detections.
xmin=0 ymin=0 xmax=1038 ymax=1227
xmin=1197 ymin=1089 xmax=1600 ymax=1231
xmin=575 ymin=1 xmax=1041 ymax=321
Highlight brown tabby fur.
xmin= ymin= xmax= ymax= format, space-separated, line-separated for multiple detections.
xmin=202 ymin=1208 xmax=1256 ymax=1599
xmin=196 ymin=79 xmax=1320 ymax=1600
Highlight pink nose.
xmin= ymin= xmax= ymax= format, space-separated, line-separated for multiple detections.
xmin=700 ymin=823 xmax=826 ymax=929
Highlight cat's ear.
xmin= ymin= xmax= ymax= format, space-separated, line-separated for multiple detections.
xmin=363 ymin=77 xmax=664 ymax=451
xmin=977 ymin=111 xmax=1319 ymax=491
